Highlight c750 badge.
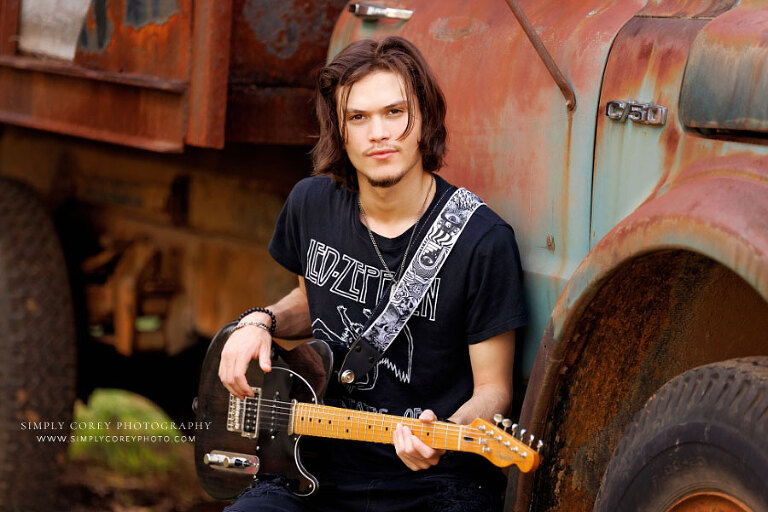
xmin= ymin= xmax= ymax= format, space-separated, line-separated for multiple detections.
xmin=605 ymin=100 xmax=668 ymax=126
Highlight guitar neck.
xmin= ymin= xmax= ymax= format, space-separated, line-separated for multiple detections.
xmin=292 ymin=402 xmax=465 ymax=452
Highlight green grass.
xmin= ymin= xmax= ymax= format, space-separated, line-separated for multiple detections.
xmin=68 ymin=388 xmax=189 ymax=476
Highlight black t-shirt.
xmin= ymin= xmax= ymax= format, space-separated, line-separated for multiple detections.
xmin=268 ymin=174 xmax=527 ymax=484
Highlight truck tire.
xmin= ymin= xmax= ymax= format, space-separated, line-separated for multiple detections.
xmin=0 ymin=178 xmax=76 ymax=511
xmin=595 ymin=357 xmax=768 ymax=512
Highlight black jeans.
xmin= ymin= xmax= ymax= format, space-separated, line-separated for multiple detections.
xmin=223 ymin=473 xmax=503 ymax=512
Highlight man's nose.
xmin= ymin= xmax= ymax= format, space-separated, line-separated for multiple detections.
xmin=368 ymin=116 xmax=389 ymax=141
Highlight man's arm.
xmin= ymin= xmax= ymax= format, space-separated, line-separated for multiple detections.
xmin=448 ymin=329 xmax=516 ymax=424
xmin=394 ymin=330 xmax=516 ymax=470
xmin=219 ymin=276 xmax=312 ymax=399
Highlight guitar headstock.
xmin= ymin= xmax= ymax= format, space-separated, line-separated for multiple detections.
xmin=467 ymin=416 xmax=541 ymax=472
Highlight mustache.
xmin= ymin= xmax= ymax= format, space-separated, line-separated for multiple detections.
xmin=364 ymin=145 xmax=399 ymax=156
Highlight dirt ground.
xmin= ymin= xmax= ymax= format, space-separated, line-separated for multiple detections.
xmin=55 ymin=443 xmax=223 ymax=512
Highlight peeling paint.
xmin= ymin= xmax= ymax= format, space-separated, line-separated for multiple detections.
xmin=243 ymin=0 xmax=301 ymax=59
xmin=78 ymin=0 xmax=113 ymax=53
xmin=124 ymin=0 xmax=180 ymax=29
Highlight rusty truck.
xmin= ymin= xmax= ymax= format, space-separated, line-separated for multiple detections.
xmin=0 ymin=0 xmax=767 ymax=511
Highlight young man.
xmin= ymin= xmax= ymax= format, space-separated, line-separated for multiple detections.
xmin=218 ymin=37 xmax=527 ymax=511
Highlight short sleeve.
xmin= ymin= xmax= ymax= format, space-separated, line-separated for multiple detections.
xmin=268 ymin=181 xmax=307 ymax=276
xmin=464 ymin=223 xmax=528 ymax=344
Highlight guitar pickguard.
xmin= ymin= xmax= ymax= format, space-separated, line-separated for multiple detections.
xmin=194 ymin=323 xmax=333 ymax=500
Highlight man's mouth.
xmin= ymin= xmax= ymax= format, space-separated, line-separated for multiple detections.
xmin=367 ymin=148 xmax=397 ymax=159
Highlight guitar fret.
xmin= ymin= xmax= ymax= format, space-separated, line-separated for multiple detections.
xmin=292 ymin=403 xmax=485 ymax=461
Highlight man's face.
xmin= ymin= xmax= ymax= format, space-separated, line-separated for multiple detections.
xmin=340 ymin=70 xmax=423 ymax=188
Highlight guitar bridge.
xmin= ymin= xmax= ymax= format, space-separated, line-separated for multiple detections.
xmin=227 ymin=387 xmax=261 ymax=439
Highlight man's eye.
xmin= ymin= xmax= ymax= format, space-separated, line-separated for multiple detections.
xmin=348 ymin=114 xmax=364 ymax=121
xmin=388 ymin=108 xmax=404 ymax=115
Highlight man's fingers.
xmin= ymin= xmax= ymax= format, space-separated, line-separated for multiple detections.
xmin=413 ymin=437 xmax=437 ymax=460
xmin=418 ymin=409 xmax=438 ymax=423
xmin=258 ymin=340 xmax=272 ymax=373
xmin=394 ymin=423 xmax=442 ymax=471
xmin=233 ymin=354 xmax=255 ymax=397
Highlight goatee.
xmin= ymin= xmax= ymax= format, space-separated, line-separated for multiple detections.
xmin=365 ymin=174 xmax=405 ymax=188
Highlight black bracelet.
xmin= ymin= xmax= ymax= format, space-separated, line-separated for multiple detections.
xmin=238 ymin=307 xmax=276 ymax=335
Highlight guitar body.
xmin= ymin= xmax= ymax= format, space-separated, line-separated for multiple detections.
xmin=194 ymin=323 xmax=333 ymax=500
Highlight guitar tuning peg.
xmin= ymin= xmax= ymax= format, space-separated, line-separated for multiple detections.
xmin=519 ymin=428 xmax=527 ymax=440
xmin=528 ymin=434 xmax=535 ymax=446
xmin=537 ymin=440 xmax=544 ymax=451
xmin=502 ymin=418 xmax=512 ymax=431
xmin=493 ymin=413 xmax=503 ymax=426
xmin=511 ymin=423 xmax=518 ymax=436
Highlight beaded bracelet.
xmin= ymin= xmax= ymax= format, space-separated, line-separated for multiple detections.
xmin=238 ymin=307 xmax=276 ymax=335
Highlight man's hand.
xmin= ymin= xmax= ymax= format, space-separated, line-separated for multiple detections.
xmin=218 ymin=312 xmax=273 ymax=399
xmin=394 ymin=409 xmax=446 ymax=471
xmin=218 ymin=278 xmax=312 ymax=401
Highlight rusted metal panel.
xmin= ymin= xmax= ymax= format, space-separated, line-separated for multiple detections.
xmin=637 ymin=0 xmax=736 ymax=18
xmin=223 ymin=0 xmax=347 ymax=144
xmin=229 ymin=0 xmax=348 ymax=87
xmin=0 ymin=61 xmax=186 ymax=151
xmin=0 ymin=0 xmax=19 ymax=55
xmin=331 ymin=0 xmax=645 ymax=383
xmin=0 ymin=0 xmax=346 ymax=148
xmin=75 ymin=0 xmax=192 ymax=82
xmin=186 ymin=0 xmax=233 ymax=149
xmin=680 ymin=3 xmax=768 ymax=135
xmin=225 ymin=86 xmax=317 ymax=145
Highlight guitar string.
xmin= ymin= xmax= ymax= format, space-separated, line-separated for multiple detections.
xmin=242 ymin=399 xmax=471 ymax=435
xmin=245 ymin=397 xmax=503 ymax=435
xmin=234 ymin=397 xmax=533 ymax=447
xmin=251 ymin=398 xmax=471 ymax=433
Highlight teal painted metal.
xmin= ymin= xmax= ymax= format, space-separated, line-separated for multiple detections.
xmin=591 ymin=17 xmax=709 ymax=247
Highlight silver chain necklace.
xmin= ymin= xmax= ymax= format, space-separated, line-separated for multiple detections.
xmin=359 ymin=175 xmax=434 ymax=297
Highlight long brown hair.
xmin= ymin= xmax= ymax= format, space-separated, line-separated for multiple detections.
xmin=311 ymin=37 xmax=447 ymax=190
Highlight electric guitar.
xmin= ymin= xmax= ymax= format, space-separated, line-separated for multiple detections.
xmin=194 ymin=323 xmax=541 ymax=500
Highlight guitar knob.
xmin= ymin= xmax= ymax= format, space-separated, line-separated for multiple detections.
xmin=537 ymin=440 xmax=544 ymax=451
xmin=502 ymin=418 xmax=512 ymax=430
xmin=493 ymin=413 xmax=503 ymax=425
xmin=528 ymin=434 xmax=535 ymax=446
xmin=519 ymin=428 xmax=527 ymax=440
xmin=340 ymin=370 xmax=356 ymax=384
xmin=511 ymin=423 xmax=518 ymax=436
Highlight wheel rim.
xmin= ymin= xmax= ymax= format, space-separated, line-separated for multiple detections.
xmin=667 ymin=491 xmax=753 ymax=512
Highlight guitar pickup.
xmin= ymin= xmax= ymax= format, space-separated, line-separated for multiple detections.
xmin=227 ymin=387 xmax=261 ymax=439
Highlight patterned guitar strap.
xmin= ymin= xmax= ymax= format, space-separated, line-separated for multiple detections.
xmin=339 ymin=187 xmax=485 ymax=386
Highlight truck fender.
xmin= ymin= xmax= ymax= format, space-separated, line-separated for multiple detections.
xmin=510 ymin=168 xmax=768 ymax=511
